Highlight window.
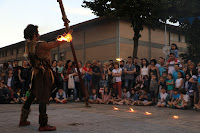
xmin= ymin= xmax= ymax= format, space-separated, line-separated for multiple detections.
xmin=180 ymin=35 xmax=185 ymax=43
xmin=170 ymin=33 xmax=179 ymax=42
xmin=10 ymin=49 xmax=13 ymax=55
xmin=60 ymin=52 xmax=65 ymax=61
xmin=16 ymin=49 xmax=19 ymax=54
xmin=5 ymin=51 xmax=7 ymax=57
xmin=54 ymin=54 xmax=58 ymax=61
xmin=2 ymin=52 xmax=4 ymax=57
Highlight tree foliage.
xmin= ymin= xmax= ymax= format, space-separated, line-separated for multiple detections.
xmin=180 ymin=18 xmax=200 ymax=65
xmin=82 ymin=0 xmax=200 ymax=58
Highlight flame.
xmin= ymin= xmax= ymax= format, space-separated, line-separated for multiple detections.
xmin=145 ymin=112 xmax=152 ymax=115
xmin=57 ymin=33 xmax=72 ymax=42
xmin=113 ymin=106 xmax=119 ymax=110
xmin=173 ymin=116 xmax=179 ymax=119
xmin=130 ymin=108 xmax=135 ymax=112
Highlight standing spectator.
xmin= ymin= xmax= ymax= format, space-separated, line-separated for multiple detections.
xmin=140 ymin=58 xmax=149 ymax=76
xmin=133 ymin=57 xmax=141 ymax=79
xmin=18 ymin=61 xmax=31 ymax=97
xmin=166 ymin=53 xmax=181 ymax=74
xmin=186 ymin=62 xmax=196 ymax=76
xmin=5 ymin=71 xmax=15 ymax=90
xmin=7 ymin=61 xmax=13 ymax=70
xmin=74 ymin=61 xmax=83 ymax=101
xmin=120 ymin=60 xmax=125 ymax=88
xmin=112 ymin=62 xmax=122 ymax=98
xmin=82 ymin=61 xmax=93 ymax=94
xmin=108 ymin=63 xmax=114 ymax=90
xmin=91 ymin=60 xmax=101 ymax=95
xmin=61 ymin=60 xmax=77 ymax=101
xmin=173 ymin=64 xmax=185 ymax=82
xmin=175 ymin=72 xmax=184 ymax=89
xmin=148 ymin=59 xmax=159 ymax=81
xmin=57 ymin=61 xmax=64 ymax=89
xmin=149 ymin=74 xmax=158 ymax=104
xmin=166 ymin=73 xmax=174 ymax=97
xmin=13 ymin=60 xmax=22 ymax=91
xmin=158 ymin=57 xmax=166 ymax=76
xmin=124 ymin=56 xmax=136 ymax=89
xmin=51 ymin=60 xmax=59 ymax=100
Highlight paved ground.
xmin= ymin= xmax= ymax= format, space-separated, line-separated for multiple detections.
xmin=0 ymin=102 xmax=200 ymax=133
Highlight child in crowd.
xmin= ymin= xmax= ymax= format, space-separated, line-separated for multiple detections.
xmin=170 ymin=43 xmax=179 ymax=58
xmin=110 ymin=88 xmax=120 ymax=104
xmin=137 ymin=88 xmax=152 ymax=106
xmin=189 ymin=70 xmax=198 ymax=105
xmin=175 ymin=72 xmax=184 ymax=89
xmin=166 ymin=73 xmax=174 ymax=98
xmin=157 ymin=87 xmax=169 ymax=107
xmin=158 ymin=76 xmax=166 ymax=94
xmin=99 ymin=75 xmax=108 ymax=95
xmin=89 ymin=89 xmax=98 ymax=103
xmin=185 ymin=74 xmax=193 ymax=107
xmin=114 ymin=87 xmax=130 ymax=105
xmin=162 ymin=71 xmax=168 ymax=81
xmin=175 ymin=89 xmax=189 ymax=109
xmin=54 ymin=89 xmax=67 ymax=103
xmin=97 ymin=87 xmax=111 ymax=104
xmin=149 ymin=74 xmax=158 ymax=104
xmin=130 ymin=89 xmax=139 ymax=105
xmin=168 ymin=88 xmax=180 ymax=107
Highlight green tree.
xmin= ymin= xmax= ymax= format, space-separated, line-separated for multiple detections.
xmin=180 ymin=18 xmax=200 ymax=65
xmin=82 ymin=0 xmax=198 ymax=58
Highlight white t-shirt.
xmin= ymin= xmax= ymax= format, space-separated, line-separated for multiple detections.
xmin=168 ymin=60 xmax=181 ymax=74
xmin=112 ymin=68 xmax=122 ymax=82
xmin=74 ymin=68 xmax=83 ymax=82
xmin=7 ymin=77 xmax=12 ymax=87
xmin=160 ymin=93 xmax=168 ymax=101
xmin=175 ymin=78 xmax=184 ymax=88
xmin=179 ymin=94 xmax=189 ymax=104
xmin=141 ymin=66 xmax=148 ymax=76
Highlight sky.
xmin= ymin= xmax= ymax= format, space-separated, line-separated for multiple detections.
xmin=0 ymin=0 xmax=96 ymax=48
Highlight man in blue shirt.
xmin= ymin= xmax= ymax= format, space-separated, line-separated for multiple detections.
xmin=173 ymin=64 xmax=185 ymax=81
xmin=158 ymin=57 xmax=166 ymax=76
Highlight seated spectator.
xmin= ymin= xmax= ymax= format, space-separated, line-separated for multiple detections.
xmin=54 ymin=89 xmax=67 ymax=103
xmin=157 ymin=87 xmax=169 ymax=107
xmin=89 ymin=89 xmax=98 ymax=104
xmin=0 ymin=80 xmax=10 ymax=104
xmin=137 ymin=88 xmax=152 ymax=106
xmin=130 ymin=89 xmax=139 ymax=105
xmin=168 ymin=88 xmax=180 ymax=107
xmin=5 ymin=72 xmax=15 ymax=90
xmin=99 ymin=74 xmax=108 ymax=95
xmin=175 ymin=89 xmax=189 ymax=109
xmin=158 ymin=76 xmax=166 ymax=94
xmin=97 ymin=87 xmax=111 ymax=104
xmin=114 ymin=87 xmax=130 ymax=105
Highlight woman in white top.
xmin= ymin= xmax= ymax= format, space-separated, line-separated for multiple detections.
xmin=112 ymin=62 xmax=122 ymax=98
xmin=175 ymin=72 xmax=184 ymax=89
xmin=140 ymin=58 xmax=149 ymax=76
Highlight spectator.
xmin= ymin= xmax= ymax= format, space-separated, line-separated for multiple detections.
xmin=74 ymin=61 xmax=83 ymax=101
xmin=170 ymin=43 xmax=179 ymax=59
xmin=112 ymin=62 xmax=122 ymax=98
xmin=82 ymin=61 xmax=93 ymax=94
xmin=158 ymin=57 xmax=166 ymax=76
xmin=120 ymin=60 xmax=125 ymax=88
xmin=148 ymin=59 xmax=159 ymax=81
xmin=0 ymin=80 xmax=9 ymax=104
xmin=57 ymin=61 xmax=64 ymax=89
xmin=157 ymin=87 xmax=169 ymax=107
xmin=158 ymin=76 xmax=166 ymax=94
xmin=175 ymin=72 xmax=184 ymax=89
xmin=149 ymin=74 xmax=158 ymax=104
xmin=175 ymin=89 xmax=189 ymax=109
xmin=172 ymin=64 xmax=185 ymax=82
xmin=5 ymin=71 xmax=15 ymax=90
xmin=18 ymin=61 xmax=31 ymax=97
xmin=54 ymin=89 xmax=67 ymax=103
xmin=140 ymin=58 xmax=149 ymax=76
xmin=7 ymin=61 xmax=13 ymax=69
xmin=130 ymin=89 xmax=139 ymax=105
xmin=97 ymin=87 xmax=111 ymax=104
xmin=137 ymin=88 xmax=152 ymax=106
xmin=124 ymin=56 xmax=136 ymax=89
xmin=189 ymin=70 xmax=198 ymax=105
xmin=166 ymin=53 xmax=181 ymax=74
xmin=91 ymin=60 xmax=101 ymax=95
xmin=61 ymin=60 xmax=77 ymax=101
xmin=168 ymin=88 xmax=180 ymax=108
xmin=114 ymin=87 xmax=130 ymax=105
xmin=133 ymin=57 xmax=141 ymax=80
xmin=89 ymin=89 xmax=98 ymax=103
xmin=166 ymin=73 xmax=174 ymax=97
xmin=13 ymin=60 xmax=22 ymax=90
xmin=51 ymin=60 xmax=59 ymax=100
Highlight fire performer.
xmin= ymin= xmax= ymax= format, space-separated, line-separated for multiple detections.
xmin=19 ymin=24 xmax=64 ymax=131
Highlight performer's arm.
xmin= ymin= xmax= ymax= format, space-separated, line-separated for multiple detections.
xmin=39 ymin=41 xmax=65 ymax=50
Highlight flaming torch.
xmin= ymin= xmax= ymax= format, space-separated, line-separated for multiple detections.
xmin=113 ymin=106 xmax=119 ymax=110
xmin=173 ymin=115 xmax=179 ymax=119
xmin=145 ymin=112 xmax=152 ymax=115
xmin=57 ymin=0 xmax=89 ymax=107
xmin=129 ymin=108 xmax=135 ymax=112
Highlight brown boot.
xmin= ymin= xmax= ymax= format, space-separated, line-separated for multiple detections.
xmin=39 ymin=114 xmax=56 ymax=131
xmin=19 ymin=108 xmax=31 ymax=126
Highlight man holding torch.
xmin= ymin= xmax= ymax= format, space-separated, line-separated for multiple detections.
xmin=19 ymin=24 xmax=64 ymax=131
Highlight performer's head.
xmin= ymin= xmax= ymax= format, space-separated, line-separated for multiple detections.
xmin=24 ymin=24 xmax=39 ymax=41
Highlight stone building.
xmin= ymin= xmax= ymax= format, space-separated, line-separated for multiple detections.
xmin=0 ymin=17 xmax=187 ymax=65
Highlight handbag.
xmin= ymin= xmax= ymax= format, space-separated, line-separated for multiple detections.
xmin=68 ymin=74 xmax=75 ymax=89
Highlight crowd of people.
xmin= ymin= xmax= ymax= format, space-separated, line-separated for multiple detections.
xmin=0 ymin=43 xmax=200 ymax=111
